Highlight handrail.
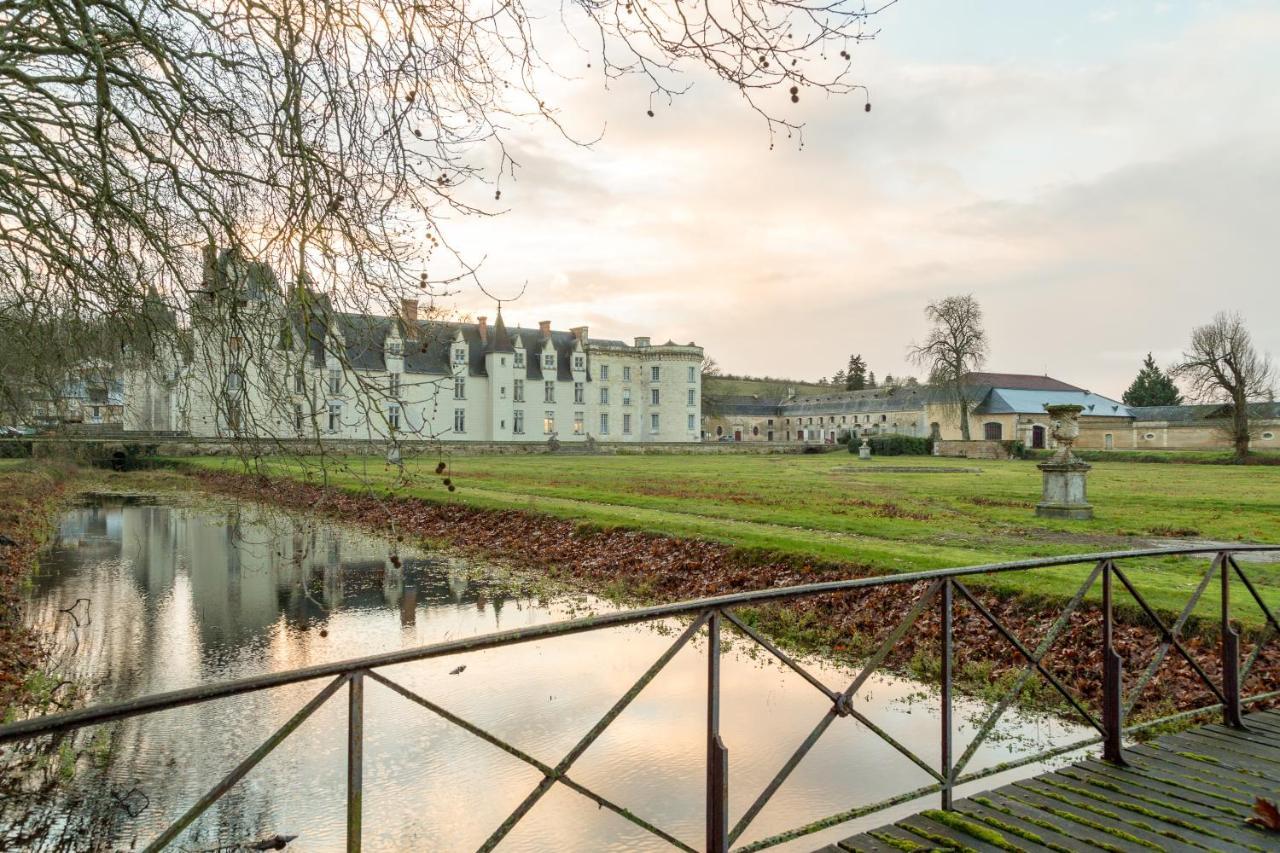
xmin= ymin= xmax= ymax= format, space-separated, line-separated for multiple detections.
xmin=3 ymin=544 xmax=1278 ymax=852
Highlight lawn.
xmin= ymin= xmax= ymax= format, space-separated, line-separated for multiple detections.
xmin=180 ymin=451 xmax=1280 ymax=624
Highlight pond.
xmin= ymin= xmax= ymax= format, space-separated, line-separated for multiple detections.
xmin=5 ymin=494 xmax=1089 ymax=851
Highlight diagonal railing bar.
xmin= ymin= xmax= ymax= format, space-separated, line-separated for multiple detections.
xmin=1116 ymin=557 xmax=1227 ymax=715
xmin=143 ymin=674 xmax=347 ymax=853
xmin=476 ymin=612 xmax=710 ymax=853
xmin=1229 ymin=555 xmax=1280 ymax=634
xmin=721 ymin=608 xmax=840 ymax=704
xmin=955 ymin=580 xmax=1103 ymax=733
xmin=950 ymin=561 xmax=1105 ymax=778
xmin=844 ymin=705 xmax=946 ymax=783
xmin=727 ymin=581 xmax=943 ymax=846
xmin=365 ymin=672 xmax=698 ymax=853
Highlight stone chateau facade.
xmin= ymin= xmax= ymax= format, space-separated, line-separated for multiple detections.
xmin=126 ymin=249 xmax=704 ymax=444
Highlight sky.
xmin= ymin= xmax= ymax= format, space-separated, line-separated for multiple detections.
xmin=437 ymin=1 xmax=1280 ymax=399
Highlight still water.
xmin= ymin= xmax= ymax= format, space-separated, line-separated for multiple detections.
xmin=9 ymin=495 xmax=1088 ymax=851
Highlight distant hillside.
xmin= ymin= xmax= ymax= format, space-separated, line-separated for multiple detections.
xmin=703 ymin=375 xmax=829 ymax=399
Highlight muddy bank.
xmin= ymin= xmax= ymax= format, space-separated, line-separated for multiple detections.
xmin=0 ymin=464 xmax=74 ymax=715
xmin=193 ymin=469 xmax=1277 ymax=720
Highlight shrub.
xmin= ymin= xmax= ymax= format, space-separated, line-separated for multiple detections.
xmin=848 ymin=433 xmax=932 ymax=455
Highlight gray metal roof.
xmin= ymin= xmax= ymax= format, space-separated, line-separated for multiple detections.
xmin=975 ymin=389 xmax=1130 ymax=417
xmin=1130 ymin=402 xmax=1280 ymax=422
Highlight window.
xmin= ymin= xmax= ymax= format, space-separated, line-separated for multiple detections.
xmin=623 ymin=413 xmax=632 ymax=434
xmin=688 ymin=366 xmax=696 ymax=382
xmin=716 ymin=426 xmax=723 ymax=436
xmin=514 ymin=351 xmax=525 ymax=368
xmin=544 ymin=381 xmax=555 ymax=403
xmin=753 ymin=426 xmax=759 ymax=436
xmin=880 ymin=414 xmax=887 ymax=422
xmin=574 ymin=382 xmax=584 ymax=404
xmin=387 ymin=340 xmax=402 ymax=357
xmin=600 ymin=413 xmax=610 ymax=435
xmin=226 ymin=370 xmax=241 ymax=393
xmin=544 ymin=411 xmax=555 ymax=434
xmin=768 ymin=419 xmax=774 ymax=426
xmin=328 ymin=403 xmax=341 ymax=432
xmin=650 ymin=413 xmax=660 ymax=433
xmin=544 ymin=353 xmax=555 ymax=370
xmin=294 ymin=370 xmax=305 ymax=394
xmin=454 ymin=376 xmax=465 ymax=399
xmin=388 ymin=372 xmax=400 ymax=397
xmin=983 ymin=422 xmax=1003 ymax=441
xmin=387 ymin=404 xmax=400 ymax=431
xmin=514 ymin=379 xmax=524 ymax=402
xmin=651 ymin=366 xmax=660 ymax=382
xmin=294 ymin=403 xmax=305 ymax=432
xmin=454 ymin=347 xmax=467 ymax=365
xmin=623 ymin=366 xmax=632 ymax=382
xmin=574 ymin=355 xmax=585 ymax=370
xmin=600 ymin=387 xmax=610 ymax=405
xmin=688 ymin=389 xmax=696 ymax=407
xmin=1264 ymin=432 xmax=1276 ymax=441
xmin=514 ymin=410 xmax=525 ymax=434
xmin=573 ymin=412 xmax=584 ymax=435
xmin=1143 ymin=432 xmax=1156 ymax=440
xmin=454 ymin=408 xmax=466 ymax=433
xmin=599 ymin=365 xmax=609 ymax=381
xmin=622 ymin=388 xmax=632 ymax=406
xmin=329 ymin=368 xmax=342 ymax=395
xmin=689 ymin=414 xmax=696 ymax=431
xmin=651 ymin=388 xmax=660 ymax=405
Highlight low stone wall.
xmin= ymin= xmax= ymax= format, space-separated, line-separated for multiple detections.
xmin=934 ymin=439 xmax=1013 ymax=460
xmin=4 ymin=436 xmax=815 ymax=460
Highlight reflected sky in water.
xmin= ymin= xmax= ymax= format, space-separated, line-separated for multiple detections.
xmin=13 ymin=497 xmax=1089 ymax=851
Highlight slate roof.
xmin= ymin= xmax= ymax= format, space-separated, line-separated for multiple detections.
xmin=704 ymin=395 xmax=782 ymax=416
xmin=975 ymin=389 xmax=1131 ymax=417
xmin=295 ymin=304 xmax=606 ymax=380
xmin=961 ymin=372 xmax=1084 ymax=392
xmin=1130 ymin=402 xmax=1280 ymax=422
xmin=781 ymin=386 xmax=934 ymax=416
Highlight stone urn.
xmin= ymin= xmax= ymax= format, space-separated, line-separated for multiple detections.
xmin=1036 ymin=404 xmax=1092 ymax=520
xmin=858 ymin=437 xmax=872 ymax=460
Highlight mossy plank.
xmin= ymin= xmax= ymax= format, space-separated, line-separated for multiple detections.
xmin=1009 ymin=780 xmax=1203 ymax=853
xmin=981 ymin=790 xmax=1149 ymax=852
xmin=951 ymin=800 xmax=1076 ymax=852
xmin=897 ymin=814 xmax=1006 ymax=853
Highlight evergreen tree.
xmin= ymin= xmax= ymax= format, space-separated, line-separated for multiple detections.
xmin=846 ymin=354 xmax=867 ymax=390
xmin=833 ymin=369 xmax=846 ymax=387
xmin=881 ymin=373 xmax=896 ymax=388
xmin=1122 ymin=353 xmax=1183 ymax=407
xmin=867 ymin=371 xmax=877 ymax=389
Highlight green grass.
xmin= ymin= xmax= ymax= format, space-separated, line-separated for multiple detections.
xmin=177 ymin=452 xmax=1280 ymax=625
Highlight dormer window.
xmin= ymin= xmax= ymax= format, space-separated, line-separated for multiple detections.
xmin=543 ymin=354 xmax=555 ymax=370
xmin=454 ymin=347 xmax=467 ymax=365
xmin=514 ymin=351 xmax=525 ymax=368
xmin=574 ymin=355 xmax=585 ymax=370
xmin=387 ymin=340 xmax=402 ymax=357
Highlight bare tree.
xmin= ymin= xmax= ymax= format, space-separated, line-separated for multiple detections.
xmin=701 ymin=355 xmax=722 ymax=378
xmin=909 ymin=294 xmax=988 ymax=440
xmin=1172 ymin=312 xmax=1275 ymax=462
xmin=0 ymin=0 xmax=892 ymax=461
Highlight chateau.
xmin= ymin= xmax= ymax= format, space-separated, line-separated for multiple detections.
xmin=126 ymin=249 xmax=704 ymax=444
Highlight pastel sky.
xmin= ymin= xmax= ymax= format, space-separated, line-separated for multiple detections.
xmin=438 ymin=1 xmax=1279 ymax=399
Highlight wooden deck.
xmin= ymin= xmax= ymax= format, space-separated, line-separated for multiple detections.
xmin=823 ymin=708 xmax=1280 ymax=852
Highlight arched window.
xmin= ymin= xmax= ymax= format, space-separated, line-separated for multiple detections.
xmin=716 ymin=425 xmax=723 ymax=436
xmin=752 ymin=426 xmax=759 ymax=436
xmin=983 ymin=422 xmax=1003 ymax=441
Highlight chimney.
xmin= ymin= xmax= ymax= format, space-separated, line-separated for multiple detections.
xmin=400 ymin=298 xmax=419 ymax=339
xmin=634 ymin=336 xmax=650 ymax=348
xmin=538 ymin=320 xmax=552 ymax=337
xmin=571 ymin=325 xmax=588 ymax=344
xmin=477 ymin=316 xmax=488 ymax=344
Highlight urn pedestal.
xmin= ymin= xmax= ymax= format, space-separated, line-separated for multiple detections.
xmin=858 ymin=438 xmax=871 ymax=460
xmin=1035 ymin=404 xmax=1094 ymax=520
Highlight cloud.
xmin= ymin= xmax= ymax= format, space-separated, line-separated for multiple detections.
xmin=434 ymin=4 xmax=1280 ymax=397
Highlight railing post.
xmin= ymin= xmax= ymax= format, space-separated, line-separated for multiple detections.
xmin=706 ymin=610 xmax=728 ymax=853
xmin=348 ymin=671 xmax=364 ymax=853
xmin=1102 ymin=561 xmax=1126 ymax=765
xmin=1221 ymin=554 xmax=1244 ymax=729
xmin=940 ymin=578 xmax=953 ymax=810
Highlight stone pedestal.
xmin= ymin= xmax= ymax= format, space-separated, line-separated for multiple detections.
xmin=1035 ymin=403 xmax=1093 ymax=520
xmin=858 ymin=439 xmax=871 ymax=460
xmin=1036 ymin=459 xmax=1093 ymax=519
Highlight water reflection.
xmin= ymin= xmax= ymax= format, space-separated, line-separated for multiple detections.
xmin=7 ymin=497 xmax=1089 ymax=852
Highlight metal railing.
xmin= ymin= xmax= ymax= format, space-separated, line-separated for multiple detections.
xmin=2 ymin=545 xmax=1278 ymax=852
